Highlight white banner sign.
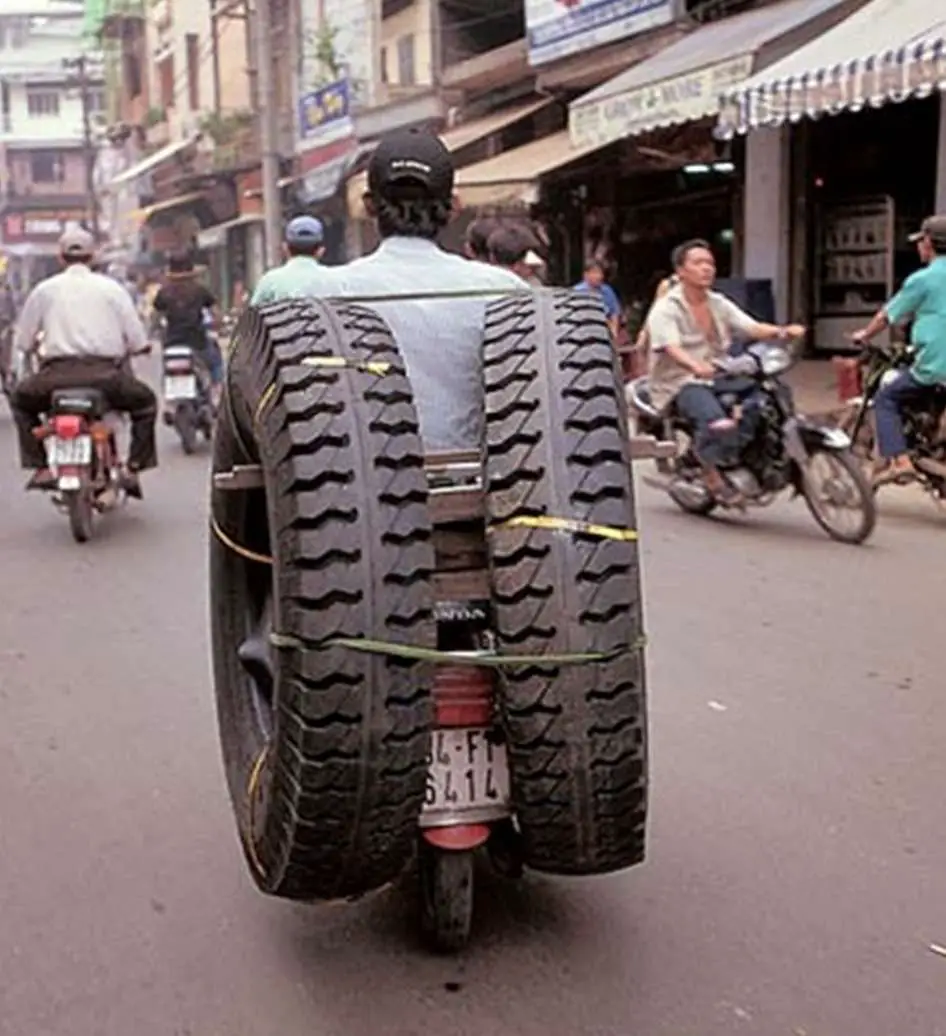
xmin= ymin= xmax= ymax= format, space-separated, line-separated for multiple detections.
xmin=526 ymin=0 xmax=676 ymax=67
xmin=570 ymin=53 xmax=755 ymax=148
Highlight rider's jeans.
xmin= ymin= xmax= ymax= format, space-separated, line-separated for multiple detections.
xmin=875 ymin=369 xmax=928 ymax=458
xmin=674 ymin=383 xmax=739 ymax=468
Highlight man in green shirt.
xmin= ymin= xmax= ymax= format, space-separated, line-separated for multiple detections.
xmin=853 ymin=214 xmax=946 ymax=486
xmin=250 ymin=215 xmax=330 ymax=306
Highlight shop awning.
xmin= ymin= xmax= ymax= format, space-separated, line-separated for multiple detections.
xmin=454 ymin=131 xmax=603 ymax=208
xmin=108 ymin=134 xmax=201 ymax=190
xmin=131 ymin=192 xmax=204 ymax=225
xmin=346 ymin=100 xmax=552 ymax=216
xmin=569 ymin=0 xmax=854 ymax=150
xmin=196 ymin=213 xmax=263 ymax=249
xmin=718 ymin=0 xmax=946 ymax=137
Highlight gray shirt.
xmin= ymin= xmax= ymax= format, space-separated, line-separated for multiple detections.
xmin=645 ymin=284 xmax=758 ymax=412
xmin=14 ymin=263 xmax=148 ymax=364
xmin=303 ymin=237 xmax=526 ymax=451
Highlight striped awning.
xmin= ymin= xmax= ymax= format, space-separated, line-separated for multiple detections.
xmin=717 ymin=0 xmax=946 ymax=138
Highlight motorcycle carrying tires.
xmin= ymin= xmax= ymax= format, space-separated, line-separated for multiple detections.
xmin=210 ymin=299 xmax=436 ymax=902
xmin=482 ymin=289 xmax=649 ymax=876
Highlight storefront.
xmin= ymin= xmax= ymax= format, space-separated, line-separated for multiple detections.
xmin=558 ymin=0 xmax=859 ymax=318
xmin=719 ymin=0 xmax=946 ymax=351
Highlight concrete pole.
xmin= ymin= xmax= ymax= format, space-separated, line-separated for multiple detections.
xmin=253 ymin=0 xmax=282 ymax=267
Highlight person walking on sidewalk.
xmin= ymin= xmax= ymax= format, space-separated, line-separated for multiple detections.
xmin=852 ymin=214 xmax=946 ymax=488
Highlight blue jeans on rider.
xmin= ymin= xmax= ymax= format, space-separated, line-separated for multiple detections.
xmin=874 ymin=369 xmax=927 ymax=458
xmin=674 ymin=383 xmax=738 ymax=469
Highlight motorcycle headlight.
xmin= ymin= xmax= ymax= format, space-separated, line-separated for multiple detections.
xmin=759 ymin=346 xmax=791 ymax=377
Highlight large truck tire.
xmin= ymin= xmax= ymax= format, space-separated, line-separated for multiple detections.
xmin=482 ymin=289 xmax=648 ymax=876
xmin=210 ymin=298 xmax=435 ymax=902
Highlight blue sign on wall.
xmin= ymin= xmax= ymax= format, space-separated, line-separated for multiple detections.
xmin=297 ymin=78 xmax=354 ymax=145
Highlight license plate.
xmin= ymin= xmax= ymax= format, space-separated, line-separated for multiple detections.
xmin=421 ymin=727 xmax=510 ymax=824
xmin=164 ymin=374 xmax=197 ymax=401
xmin=49 ymin=435 xmax=91 ymax=466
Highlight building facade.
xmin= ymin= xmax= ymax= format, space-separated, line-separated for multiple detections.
xmin=1 ymin=0 xmax=105 ymax=290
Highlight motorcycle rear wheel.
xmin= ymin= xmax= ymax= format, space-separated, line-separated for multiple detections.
xmin=66 ymin=490 xmax=93 ymax=543
xmin=801 ymin=448 xmax=876 ymax=544
xmin=418 ymin=844 xmax=474 ymax=954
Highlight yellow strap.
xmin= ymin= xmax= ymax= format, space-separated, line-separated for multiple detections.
xmin=253 ymin=382 xmax=277 ymax=426
xmin=493 ymin=514 xmax=638 ymax=543
xmin=244 ymin=741 xmax=271 ymax=878
xmin=210 ymin=515 xmax=273 ymax=565
xmin=303 ymin=356 xmax=392 ymax=376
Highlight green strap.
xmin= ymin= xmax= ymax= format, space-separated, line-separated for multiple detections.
xmin=269 ymin=632 xmax=645 ymax=667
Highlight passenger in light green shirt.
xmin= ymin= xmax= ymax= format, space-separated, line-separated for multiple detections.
xmin=250 ymin=215 xmax=333 ymax=306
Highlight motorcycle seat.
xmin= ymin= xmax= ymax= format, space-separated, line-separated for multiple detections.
xmin=50 ymin=387 xmax=107 ymax=418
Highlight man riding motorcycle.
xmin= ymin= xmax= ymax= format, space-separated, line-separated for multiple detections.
xmin=645 ymin=238 xmax=804 ymax=504
xmin=153 ymin=250 xmax=223 ymax=407
xmin=11 ymin=227 xmax=157 ymax=497
xmin=852 ymin=214 xmax=946 ymax=488
xmin=245 ymin=129 xmax=524 ymax=452
xmin=250 ymin=215 xmax=328 ymax=306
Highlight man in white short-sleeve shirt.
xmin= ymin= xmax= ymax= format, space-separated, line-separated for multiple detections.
xmin=645 ymin=239 xmax=803 ymax=500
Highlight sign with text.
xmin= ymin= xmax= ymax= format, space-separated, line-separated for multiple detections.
xmin=3 ymin=211 xmax=87 ymax=243
xmin=570 ymin=53 xmax=754 ymax=148
xmin=297 ymin=78 xmax=354 ymax=149
xmin=526 ymin=0 xmax=676 ymax=67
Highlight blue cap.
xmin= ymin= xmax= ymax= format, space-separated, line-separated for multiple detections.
xmin=285 ymin=215 xmax=324 ymax=246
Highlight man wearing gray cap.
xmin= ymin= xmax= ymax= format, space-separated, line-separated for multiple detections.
xmin=853 ymin=214 xmax=946 ymax=487
xmin=12 ymin=227 xmax=157 ymax=495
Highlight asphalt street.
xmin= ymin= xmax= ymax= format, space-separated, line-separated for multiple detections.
xmin=1 ymin=361 xmax=944 ymax=1036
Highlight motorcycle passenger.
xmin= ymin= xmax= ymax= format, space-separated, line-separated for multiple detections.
xmin=645 ymin=238 xmax=804 ymax=503
xmin=153 ymin=251 xmax=223 ymax=406
xmin=464 ymin=216 xmax=500 ymax=262
xmin=486 ymin=223 xmax=537 ymax=282
xmin=11 ymin=227 xmax=157 ymax=497
xmin=250 ymin=215 xmax=329 ymax=305
xmin=852 ymin=214 xmax=946 ymax=487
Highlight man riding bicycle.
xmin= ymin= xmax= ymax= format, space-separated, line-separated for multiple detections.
xmin=11 ymin=228 xmax=157 ymax=497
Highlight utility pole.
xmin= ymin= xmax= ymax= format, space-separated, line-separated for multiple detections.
xmin=252 ymin=0 xmax=282 ymax=267
xmin=64 ymin=54 xmax=100 ymax=238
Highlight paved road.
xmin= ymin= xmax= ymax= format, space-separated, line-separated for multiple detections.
xmin=1 ymin=383 xmax=944 ymax=1036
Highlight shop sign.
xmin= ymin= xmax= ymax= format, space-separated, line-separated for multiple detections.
xmin=570 ymin=52 xmax=754 ymax=149
xmin=3 ymin=211 xmax=87 ymax=243
xmin=526 ymin=0 xmax=676 ymax=67
xmin=297 ymin=78 xmax=354 ymax=150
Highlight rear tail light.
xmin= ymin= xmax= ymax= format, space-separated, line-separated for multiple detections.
xmin=52 ymin=415 xmax=84 ymax=438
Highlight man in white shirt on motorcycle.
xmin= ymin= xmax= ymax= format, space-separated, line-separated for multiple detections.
xmin=11 ymin=227 xmax=157 ymax=496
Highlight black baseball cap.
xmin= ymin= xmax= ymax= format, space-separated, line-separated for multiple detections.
xmin=908 ymin=215 xmax=946 ymax=246
xmin=367 ymin=128 xmax=454 ymax=199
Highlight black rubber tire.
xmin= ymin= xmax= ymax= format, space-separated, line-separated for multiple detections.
xmin=801 ymin=448 xmax=877 ymax=545
xmin=175 ymin=406 xmax=198 ymax=454
xmin=67 ymin=490 xmax=93 ymax=543
xmin=211 ymin=298 xmax=436 ymax=902
xmin=482 ymin=288 xmax=648 ymax=876
xmin=419 ymin=845 xmax=475 ymax=954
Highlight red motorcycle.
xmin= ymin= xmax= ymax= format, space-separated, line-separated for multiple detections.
xmin=34 ymin=387 xmax=129 ymax=543
xmin=419 ymin=453 xmax=521 ymax=952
